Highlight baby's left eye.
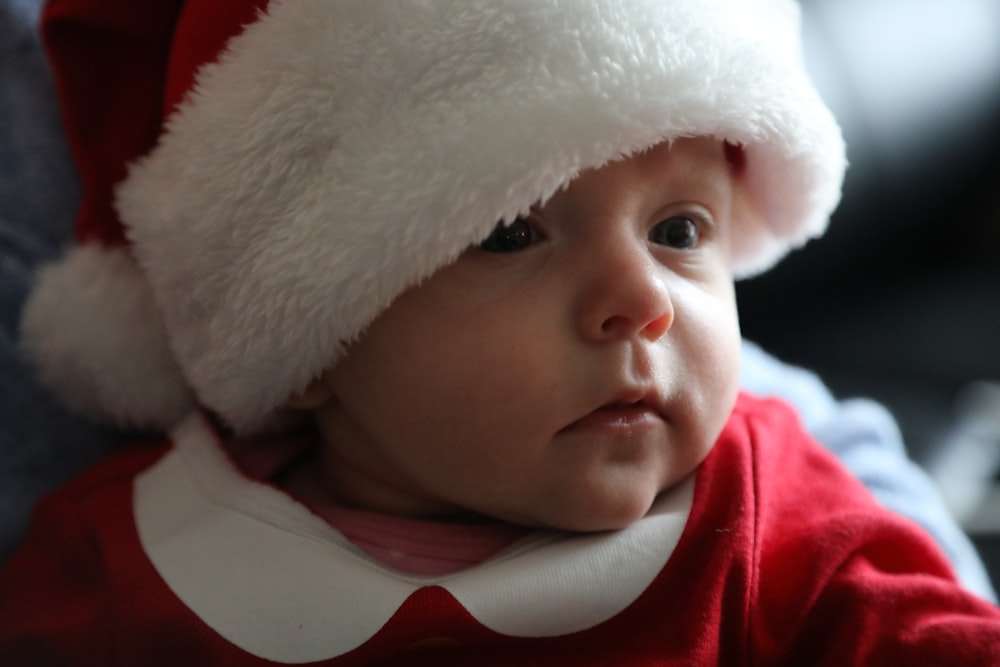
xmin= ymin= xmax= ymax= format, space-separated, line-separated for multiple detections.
xmin=649 ymin=216 xmax=699 ymax=249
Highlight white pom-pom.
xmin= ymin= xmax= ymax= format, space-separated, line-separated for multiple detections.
xmin=19 ymin=243 xmax=194 ymax=430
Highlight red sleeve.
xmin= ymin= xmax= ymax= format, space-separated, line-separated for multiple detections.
xmin=743 ymin=398 xmax=1000 ymax=665
xmin=0 ymin=492 xmax=114 ymax=666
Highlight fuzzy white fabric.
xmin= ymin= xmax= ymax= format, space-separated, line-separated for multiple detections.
xmin=109 ymin=0 xmax=845 ymax=431
xmin=19 ymin=244 xmax=194 ymax=429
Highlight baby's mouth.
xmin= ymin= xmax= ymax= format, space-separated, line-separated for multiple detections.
xmin=560 ymin=398 xmax=665 ymax=435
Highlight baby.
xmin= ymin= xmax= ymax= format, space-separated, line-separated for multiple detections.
xmin=3 ymin=0 xmax=999 ymax=664
xmin=280 ymin=137 xmax=744 ymax=534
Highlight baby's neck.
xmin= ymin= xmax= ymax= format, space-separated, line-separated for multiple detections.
xmin=231 ymin=431 xmax=528 ymax=575
xmin=278 ymin=445 xmax=487 ymax=522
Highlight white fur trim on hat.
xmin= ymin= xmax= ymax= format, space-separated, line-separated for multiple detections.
xmin=117 ymin=0 xmax=846 ymax=431
xmin=19 ymin=244 xmax=194 ymax=429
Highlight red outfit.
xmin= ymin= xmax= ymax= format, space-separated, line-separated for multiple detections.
xmin=2 ymin=393 xmax=998 ymax=665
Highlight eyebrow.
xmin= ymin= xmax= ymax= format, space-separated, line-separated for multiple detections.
xmin=666 ymin=156 xmax=736 ymax=208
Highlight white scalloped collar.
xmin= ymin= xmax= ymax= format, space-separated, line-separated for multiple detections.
xmin=134 ymin=413 xmax=695 ymax=663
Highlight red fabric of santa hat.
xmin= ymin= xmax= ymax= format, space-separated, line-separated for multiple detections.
xmin=20 ymin=0 xmax=266 ymax=430
xmin=21 ymin=0 xmax=847 ymax=433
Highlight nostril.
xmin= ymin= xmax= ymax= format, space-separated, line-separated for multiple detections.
xmin=600 ymin=315 xmax=627 ymax=336
xmin=641 ymin=312 xmax=672 ymax=340
xmin=599 ymin=311 xmax=671 ymax=340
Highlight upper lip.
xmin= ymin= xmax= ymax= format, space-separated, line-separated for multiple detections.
xmin=603 ymin=385 xmax=660 ymax=410
xmin=605 ymin=388 xmax=649 ymax=405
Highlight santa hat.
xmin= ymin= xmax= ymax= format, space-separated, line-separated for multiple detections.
xmin=21 ymin=0 xmax=846 ymax=433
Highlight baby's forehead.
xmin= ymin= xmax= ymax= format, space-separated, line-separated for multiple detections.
xmin=539 ymin=137 xmax=739 ymax=211
xmin=632 ymin=137 xmax=737 ymax=176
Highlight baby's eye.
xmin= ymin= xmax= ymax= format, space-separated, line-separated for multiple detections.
xmin=479 ymin=218 xmax=539 ymax=253
xmin=649 ymin=216 xmax=699 ymax=249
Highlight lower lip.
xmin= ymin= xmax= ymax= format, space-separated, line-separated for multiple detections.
xmin=560 ymin=405 xmax=665 ymax=435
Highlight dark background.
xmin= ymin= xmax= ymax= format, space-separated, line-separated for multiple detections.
xmin=737 ymin=0 xmax=1000 ymax=585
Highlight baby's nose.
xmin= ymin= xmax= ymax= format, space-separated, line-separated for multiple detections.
xmin=575 ymin=237 xmax=674 ymax=343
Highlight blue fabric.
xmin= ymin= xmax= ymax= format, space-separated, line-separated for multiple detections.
xmin=1 ymin=0 xmax=994 ymax=603
xmin=0 ymin=0 xmax=122 ymax=563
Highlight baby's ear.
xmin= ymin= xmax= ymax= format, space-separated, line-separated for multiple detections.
xmin=284 ymin=377 xmax=335 ymax=410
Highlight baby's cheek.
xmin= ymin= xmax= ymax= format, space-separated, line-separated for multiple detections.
xmin=688 ymin=301 xmax=742 ymax=431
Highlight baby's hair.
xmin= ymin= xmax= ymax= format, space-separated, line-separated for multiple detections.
xmin=724 ymin=141 xmax=747 ymax=178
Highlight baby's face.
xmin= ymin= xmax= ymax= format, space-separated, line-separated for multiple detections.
xmin=303 ymin=138 xmax=743 ymax=531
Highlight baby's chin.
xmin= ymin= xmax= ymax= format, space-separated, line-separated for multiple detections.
xmin=535 ymin=463 xmax=706 ymax=533
xmin=509 ymin=485 xmax=667 ymax=534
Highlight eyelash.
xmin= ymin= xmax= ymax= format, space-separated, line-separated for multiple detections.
xmin=478 ymin=218 xmax=541 ymax=254
xmin=477 ymin=211 xmax=712 ymax=254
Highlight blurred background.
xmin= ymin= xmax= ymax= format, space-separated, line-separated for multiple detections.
xmin=738 ymin=0 xmax=1000 ymax=585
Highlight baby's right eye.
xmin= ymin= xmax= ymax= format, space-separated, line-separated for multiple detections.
xmin=478 ymin=218 xmax=539 ymax=253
